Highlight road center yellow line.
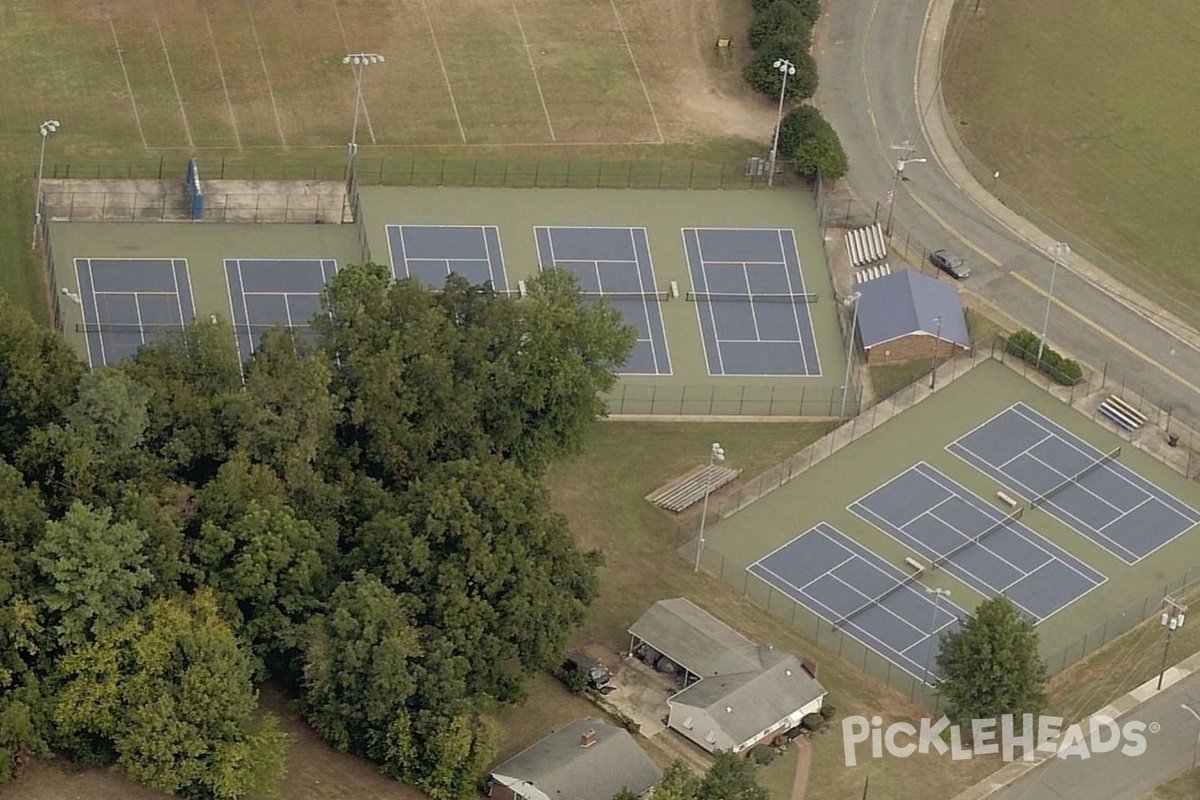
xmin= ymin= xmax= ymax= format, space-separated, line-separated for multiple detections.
xmin=1008 ymin=271 xmax=1200 ymax=395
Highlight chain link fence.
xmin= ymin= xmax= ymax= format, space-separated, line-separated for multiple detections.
xmin=43 ymin=156 xmax=800 ymax=192
xmin=605 ymin=382 xmax=862 ymax=418
xmin=670 ymin=341 xmax=1200 ymax=707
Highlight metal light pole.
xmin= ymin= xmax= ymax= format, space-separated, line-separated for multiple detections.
xmin=33 ymin=119 xmax=60 ymax=248
xmin=930 ymin=315 xmax=944 ymax=390
xmin=921 ymin=588 xmax=951 ymax=705
xmin=839 ymin=292 xmax=862 ymax=420
xmin=767 ymin=59 xmax=796 ymax=187
xmin=1182 ymin=704 xmax=1200 ymax=770
xmin=693 ymin=442 xmax=726 ymax=573
xmin=1036 ymin=241 xmax=1070 ymax=368
xmin=1159 ymin=597 xmax=1187 ymax=690
xmin=884 ymin=156 xmax=927 ymax=237
xmin=343 ymin=53 xmax=385 ymax=181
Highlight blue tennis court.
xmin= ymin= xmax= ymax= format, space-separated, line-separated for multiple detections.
xmin=849 ymin=462 xmax=1107 ymax=622
xmin=948 ymin=402 xmax=1200 ymax=564
xmin=682 ymin=228 xmax=820 ymax=377
xmin=749 ymin=523 xmax=965 ymax=684
xmin=224 ymin=259 xmax=338 ymax=361
xmin=534 ymin=226 xmax=671 ymax=376
xmin=73 ymin=258 xmax=196 ymax=367
xmin=385 ymin=224 xmax=509 ymax=292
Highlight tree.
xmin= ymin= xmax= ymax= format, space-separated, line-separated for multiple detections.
xmin=381 ymin=456 xmax=603 ymax=701
xmin=655 ymin=760 xmax=702 ymax=800
xmin=751 ymin=0 xmax=822 ymax=25
xmin=301 ymin=572 xmax=423 ymax=761
xmin=777 ymin=106 xmax=850 ymax=180
xmin=384 ymin=709 xmax=499 ymax=800
xmin=53 ymin=591 xmax=291 ymax=799
xmin=33 ymin=502 xmax=153 ymax=652
xmin=747 ymin=2 xmax=812 ymax=51
xmin=696 ymin=752 xmax=768 ymax=800
xmin=0 ymin=298 xmax=82 ymax=459
xmin=191 ymin=497 xmax=337 ymax=682
xmin=937 ymin=596 xmax=1048 ymax=727
xmin=743 ymin=36 xmax=818 ymax=101
xmin=792 ymin=127 xmax=850 ymax=180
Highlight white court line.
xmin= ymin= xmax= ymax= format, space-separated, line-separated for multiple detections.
xmin=740 ymin=263 xmax=763 ymax=341
xmin=1099 ymin=496 xmax=1154 ymax=531
xmin=629 ymin=230 xmax=661 ymax=374
xmin=133 ymin=292 xmax=146 ymax=347
xmin=994 ymin=431 xmax=1056 ymax=471
xmin=420 ymin=0 xmax=467 ymax=143
xmin=513 ymin=2 xmax=555 ymax=142
xmin=244 ymin=4 xmax=287 ymax=146
xmin=94 ymin=290 xmax=178 ymax=296
xmin=778 ymin=229 xmax=813 ymax=374
xmin=331 ymin=1 xmax=376 ymax=144
xmin=202 ymin=5 xmax=242 ymax=150
xmin=222 ymin=260 xmax=247 ymax=382
xmin=151 ymin=6 xmax=194 ymax=149
xmin=168 ymin=262 xmax=186 ymax=329
xmin=105 ymin=10 xmax=149 ymax=151
xmin=606 ymin=0 xmax=663 ymax=144
xmin=1026 ymin=450 xmax=1123 ymax=514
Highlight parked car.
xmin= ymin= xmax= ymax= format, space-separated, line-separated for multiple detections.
xmin=563 ymin=651 xmax=613 ymax=691
xmin=930 ymin=249 xmax=970 ymax=279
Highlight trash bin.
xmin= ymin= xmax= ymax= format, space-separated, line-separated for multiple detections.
xmin=1168 ymin=433 xmax=1180 ymax=447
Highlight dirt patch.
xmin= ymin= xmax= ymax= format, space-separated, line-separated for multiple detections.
xmin=669 ymin=68 xmax=777 ymax=144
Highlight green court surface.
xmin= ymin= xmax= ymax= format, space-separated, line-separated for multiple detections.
xmin=359 ymin=187 xmax=848 ymax=416
xmin=49 ymin=187 xmax=849 ymax=417
xmin=698 ymin=358 xmax=1200 ymax=694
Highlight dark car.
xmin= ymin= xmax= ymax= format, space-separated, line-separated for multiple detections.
xmin=563 ymin=651 xmax=612 ymax=691
xmin=930 ymin=249 xmax=970 ymax=279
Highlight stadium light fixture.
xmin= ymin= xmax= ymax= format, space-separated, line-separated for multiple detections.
xmin=839 ymin=292 xmax=862 ymax=421
xmin=767 ymin=58 xmax=796 ymax=187
xmin=930 ymin=315 xmax=945 ymax=390
xmin=33 ymin=119 xmax=60 ymax=248
xmin=693 ymin=442 xmax=726 ymax=573
xmin=342 ymin=54 xmax=385 ymax=181
xmin=1036 ymin=241 xmax=1070 ymax=369
xmin=921 ymin=588 xmax=951 ymax=707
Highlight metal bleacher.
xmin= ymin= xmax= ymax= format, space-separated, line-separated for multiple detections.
xmin=853 ymin=263 xmax=892 ymax=284
xmin=645 ymin=464 xmax=742 ymax=513
xmin=844 ymin=222 xmax=887 ymax=268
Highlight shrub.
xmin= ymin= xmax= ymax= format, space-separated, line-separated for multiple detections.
xmin=1057 ymin=358 xmax=1083 ymax=384
xmin=777 ymin=107 xmax=849 ymax=179
xmin=560 ymin=665 xmax=589 ymax=695
xmin=748 ymin=745 xmax=778 ymax=765
xmin=818 ymin=703 xmax=836 ymax=721
xmin=752 ymin=0 xmax=822 ymax=25
xmin=748 ymin=2 xmax=813 ymax=51
xmin=800 ymin=713 xmax=826 ymax=732
xmin=743 ymin=36 xmax=818 ymax=101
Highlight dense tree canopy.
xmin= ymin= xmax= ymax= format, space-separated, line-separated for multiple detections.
xmin=0 ymin=264 xmax=628 ymax=796
xmin=937 ymin=596 xmax=1048 ymax=727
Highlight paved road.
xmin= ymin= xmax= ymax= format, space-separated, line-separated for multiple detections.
xmin=989 ymin=672 xmax=1200 ymax=800
xmin=817 ymin=0 xmax=1200 ymax=423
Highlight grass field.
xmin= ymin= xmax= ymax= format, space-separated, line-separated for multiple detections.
xmin=942 ymin=0 xmax=1200 ymax=321
xmin=0 ymin=0 xmax=776 ymax=316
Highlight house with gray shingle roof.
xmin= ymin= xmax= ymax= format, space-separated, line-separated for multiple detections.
xmin=488 ymin=718 xmax=660 ymax=800
xmin=628 ymin=598 xmax=826 ymax=754
xmin=855 ymin=269 xmax=970 ymax=365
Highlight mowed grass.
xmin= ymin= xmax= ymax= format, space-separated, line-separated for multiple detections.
xmin=942 ymin=0 xmax=1200 ymax=319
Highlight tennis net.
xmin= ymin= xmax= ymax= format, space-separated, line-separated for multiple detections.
xmin=1031 ymin=446 xmax=1121 ymax=509
xmin=933 ymin=506 xmax=1023 ymax=571
xmin=579 ymin=290 xmax=672 ymax=302
xmin=685 ymin=291 xmax=818 ymax=304
xmin=833 ymin=568 xmax=925 ymax=630
xmin=76 ymin=322 xmax=314 ymax=334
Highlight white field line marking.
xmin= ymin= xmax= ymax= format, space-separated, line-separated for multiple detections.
xmin=419 ymin=0 xmax=467 ymax=143
xmin=332 ymin=1 xmax=377 ymax=144
xmin=151 ymin=6 xmax=194 ymax=148
xmin=245 ymin=4 xmax=287 ymax=146
xmin=104 ymin=9 xmax=149 ymax=151
xmin=607 ymin=0 xmax=663 ymax=144
xmin=144 ymin=139 xmax=663 ymax=151
xmin=512 ymin=2 xmax=555 ymax=141
xmin=202 ymin=4 xmax=242 ymax=150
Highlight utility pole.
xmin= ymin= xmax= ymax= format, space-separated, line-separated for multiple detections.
xmin=1158 ymin=596 xmax=1187 ymax=690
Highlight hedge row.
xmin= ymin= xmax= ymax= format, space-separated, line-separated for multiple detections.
xmin=741 ymin=1 xmax=849 ymax=179
xmin=1005 ymin=330 xmax=1084 ymax=385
